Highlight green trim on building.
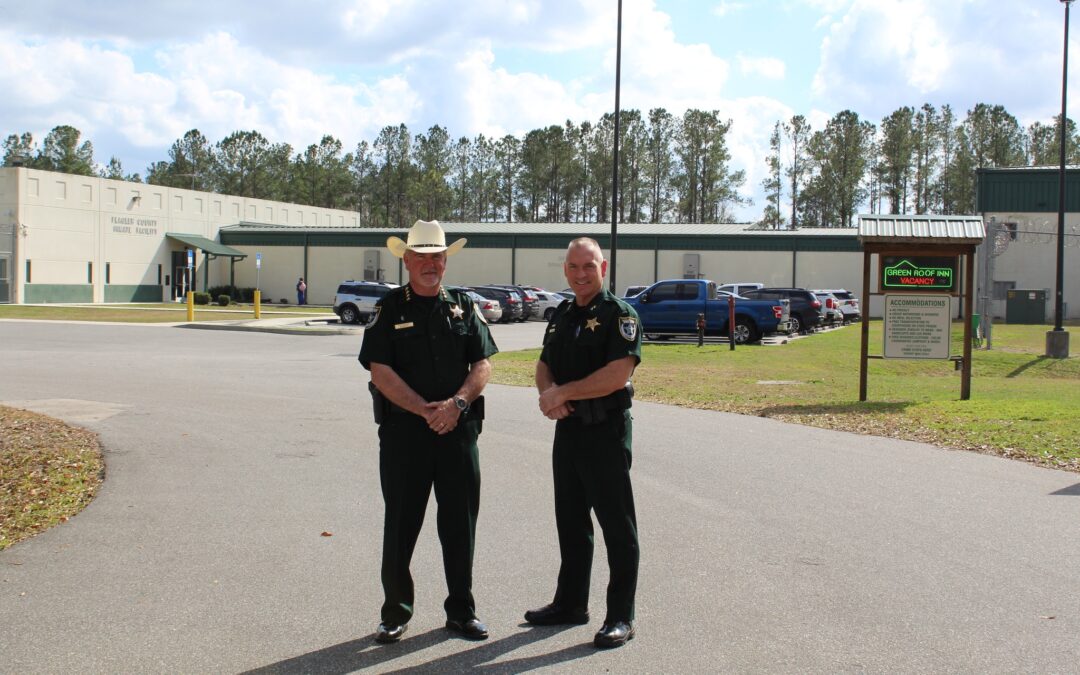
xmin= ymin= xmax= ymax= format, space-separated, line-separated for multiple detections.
xmin=977 ymin=167 xmax=1080 ymax=213
xmin=220 ymin=230 xmax=860 ymax=253
xmin=105 ymin=285 xmax=163 ymax=302
xmin=24 ymin=284 xmax=93 ymax=303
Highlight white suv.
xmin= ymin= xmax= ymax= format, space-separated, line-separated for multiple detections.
xmin=333 ymin=281 xmax=398 ymax=324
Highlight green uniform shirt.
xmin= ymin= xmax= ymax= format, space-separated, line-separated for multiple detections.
xmin=540 ymin=289 xmax=642 ymax=385
xmin=359 ymin=284 xmax=498 ymax=401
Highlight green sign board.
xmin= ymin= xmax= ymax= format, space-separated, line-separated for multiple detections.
xmin=881 ymin=256 xmax=957 ymax=292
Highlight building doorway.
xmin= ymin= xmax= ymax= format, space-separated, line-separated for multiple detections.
xmin=0 ymin=254 xmax=10 ymax=303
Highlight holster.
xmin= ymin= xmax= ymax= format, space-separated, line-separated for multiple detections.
xmin=368 ymin=382 xmax=387 ymax=424
xmin=571 ymin=382 xmax=634 ymax=425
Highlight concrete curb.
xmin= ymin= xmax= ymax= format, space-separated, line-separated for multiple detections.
xmin=178 ymin=320 xmax=362 ymax=336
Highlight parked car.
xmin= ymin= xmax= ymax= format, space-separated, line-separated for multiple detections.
xmin=742 ymin=287 xmax=822 ymax=334
xmin=532 ymin=290 xmax=566 ymax=321
xmin=717 ymin=282 xmax=764 ymax=297
xmin=464 ymin=289 xmax=502 ymax=324
xmin=815 ymin=288 xmax=861 ymax=322
xmin=625 ymin=279 xmax=791 ymax=344
xmin=333 ymin=280 xmax=398 ymax=324
xmin=469 ymin=286 xmax=524 ymax=323
xmin=489 ymin=284 xmax=539 ymax=320
xmin=810 ymin=290 xmax=845 ymax=325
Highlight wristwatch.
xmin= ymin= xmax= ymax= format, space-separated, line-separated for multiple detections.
xmin=453 ymin=396 xmax=469 ymax=413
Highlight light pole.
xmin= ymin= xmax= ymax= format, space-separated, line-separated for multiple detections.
xmin=1048 ymin=0 xmax=1073 ymax=358
xmin=609 ymin=0 xmax=623 ymax=295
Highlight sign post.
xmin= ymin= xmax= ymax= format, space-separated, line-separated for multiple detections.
xmin=254 ymin=252 xmax=262 ymax=319
xmin=186 ymin=249 xmax=195 ymax=322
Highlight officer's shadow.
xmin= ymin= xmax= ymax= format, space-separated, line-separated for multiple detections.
xmin=241 ymin=624 xmax=597 ymax=674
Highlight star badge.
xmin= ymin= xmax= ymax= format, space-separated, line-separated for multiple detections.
xmin=585 ymin=317 xmax=600 ymax=332
xmin=450 ymin=304 xmax=465 ymax=319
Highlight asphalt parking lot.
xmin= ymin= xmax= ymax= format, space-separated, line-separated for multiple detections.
xmin=1 ymin=319 xmax=1078 ymax=673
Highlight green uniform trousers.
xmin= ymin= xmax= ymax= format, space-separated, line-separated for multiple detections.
xmin=551 ymin=409 xmax=639 ymax=623
xmin=378 ymin=414 xmax=481 ymax=625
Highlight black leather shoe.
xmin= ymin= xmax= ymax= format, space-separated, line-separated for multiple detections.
xmin=524 ymin=603 xmax=590 ymax=626
xmin=374 ymin=622 xmax=407 ymax=644
xmin=593 ymin=621 xmax=634 ymax=648
xmin=445 ymin=618 xmax=489 ymax=640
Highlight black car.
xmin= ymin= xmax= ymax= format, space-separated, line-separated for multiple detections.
xmin=469 ymin=286 xmax=524 ymax=323
xmin=487 ymin=284 xmax=539 ymax=321
xmin=742 ymin=287 xmax=822 ymax=334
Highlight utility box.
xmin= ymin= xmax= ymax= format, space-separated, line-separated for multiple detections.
xmin=1005 ymin=289 xmax=1047 ymax=324
xmin=682 ymin=253 xmax=700 ymax=279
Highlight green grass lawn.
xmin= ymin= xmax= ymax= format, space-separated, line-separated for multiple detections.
xmin=0 ymin=303 xmax=333 ymax=322
xmin=491 ymin=322 xmax=1080 ymax=470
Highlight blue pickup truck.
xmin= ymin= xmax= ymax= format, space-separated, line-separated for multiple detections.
xmin=624 ymin=279 xmax=791 ymax=344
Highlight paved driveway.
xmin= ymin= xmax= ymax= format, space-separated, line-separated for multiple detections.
xmin=1 ymin=321 xmax=1078 ymax=673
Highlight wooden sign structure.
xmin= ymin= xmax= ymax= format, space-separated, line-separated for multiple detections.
xmin=856 ymin=215 xmax=987 ymax=401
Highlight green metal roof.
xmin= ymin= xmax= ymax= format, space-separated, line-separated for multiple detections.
xmin=977 ymin=166 xmax=1080 ymax=213
xmin=167 ymin=233 xmax=247 ymax=258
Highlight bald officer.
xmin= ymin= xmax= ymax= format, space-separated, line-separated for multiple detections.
xmin=358 ymin=220 xmax=498 ymax=644
xmin=525 ymin=237 xmax=642 ymax=649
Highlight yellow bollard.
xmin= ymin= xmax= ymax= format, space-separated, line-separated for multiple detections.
xmin=186 ymin=291 xmax=194 ymax=322
xmin=254 ymin=290 xmax=261 ymax=319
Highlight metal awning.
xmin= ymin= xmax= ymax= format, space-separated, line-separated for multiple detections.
xmin=857 ymin=215 xmax=985 ymax=244
xmin=166 ymin=233 xmax=247 ymax=258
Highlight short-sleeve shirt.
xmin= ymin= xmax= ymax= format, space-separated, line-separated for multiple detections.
xmin=540 ymin=289 xmax=642 ymax=385
xmin=359 ymin=285 xmax=499 ymax=401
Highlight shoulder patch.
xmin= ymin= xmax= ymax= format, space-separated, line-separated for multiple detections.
xmin=619 ymin=316 xmax=638 ymax=341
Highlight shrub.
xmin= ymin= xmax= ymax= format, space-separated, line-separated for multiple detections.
xmin=217 ymin=295 xmax=231 ymax=306
xmin=193 ymin=292 xmax=211 ymax=305
xmin=280 ymin=298 xmax=289 ymax=304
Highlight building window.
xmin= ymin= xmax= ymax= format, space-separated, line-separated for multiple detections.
xmin=1003 ymin=222 xmax=1018 ymax=240
xmin=158 ymin=264 xmax=163 ymax=285
xmin=88 ymin=262 xmax=93 ymax=284
xmin=106 ymin=263 xmax=111 ymax=284
xmin=25 ymin=260 xmax=31 ymax=283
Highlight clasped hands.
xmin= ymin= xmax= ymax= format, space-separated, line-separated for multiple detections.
xmin=423 ymin=399 xmax=461 ymax=435
xmin=538 ymin=385 xmax=574 ymax=420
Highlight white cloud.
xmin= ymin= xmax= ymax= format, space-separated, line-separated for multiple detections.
xmin=738 ymin=55 xmax=786 ymax=81
xmin=811 ymin=0 xmax=1069 ymax=123
xmin=713 ymin=1 xmax=747 ymax=18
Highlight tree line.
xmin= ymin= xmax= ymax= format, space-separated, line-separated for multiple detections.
xmin=4 ymin=103 xmax=1078 ymax=228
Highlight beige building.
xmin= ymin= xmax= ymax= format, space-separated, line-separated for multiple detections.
xmin=3 ymin=165 xmax=1072 ymax=320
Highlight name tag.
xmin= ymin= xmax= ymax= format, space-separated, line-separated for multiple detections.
xmin=394 ymin=322 xmax=415 ymax=330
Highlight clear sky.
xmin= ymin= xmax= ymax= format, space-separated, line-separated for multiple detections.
xmin=0 ymin=0 xmax=1074 ymax=220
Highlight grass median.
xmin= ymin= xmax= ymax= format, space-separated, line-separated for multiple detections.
xmin=490 ymin=322 xmax=1080 ymax=470
xmin=0 ymin=406 xmax=104 ymax=550
xmin=0 ymin=303 xmax=333 ymax=323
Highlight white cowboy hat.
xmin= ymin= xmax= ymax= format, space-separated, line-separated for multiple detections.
xmin=387 ymin=220 xmax=467 ymax=258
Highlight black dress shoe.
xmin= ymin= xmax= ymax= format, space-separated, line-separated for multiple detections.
xmin=593 ymin=621 xmax=634 ymax=648
xmin=445 ymin=618 xmax=489 ymax=640
xmin=524 ymin=603 xmax=590 ymax=626
xmin=375 ymin=622 xmax=408 ymax=644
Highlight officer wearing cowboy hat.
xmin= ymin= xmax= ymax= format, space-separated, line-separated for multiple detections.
xmin=358 ymin=220 xmax=498 ymax=644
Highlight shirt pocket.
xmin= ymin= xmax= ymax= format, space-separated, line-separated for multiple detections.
xmin=390 ymin=326 xmax=428 ymax=366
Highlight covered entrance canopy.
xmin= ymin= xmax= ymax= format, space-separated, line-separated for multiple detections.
xmin=166 ymin=233 xmax=248 ymax=295
xmin=166 ymin=233 xmax=247 ymax=259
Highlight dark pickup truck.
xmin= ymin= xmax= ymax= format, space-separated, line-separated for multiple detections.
xmin=625 ymin=279 xmax=791 ymax=344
